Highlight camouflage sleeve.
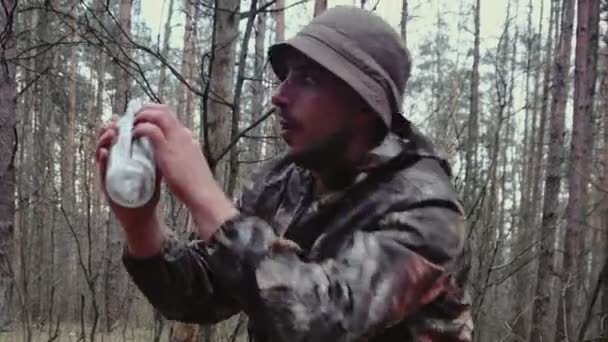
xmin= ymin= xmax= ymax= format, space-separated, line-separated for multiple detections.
xmin=122 ymin=238 xmax=241 ymax=324
xmin=121 ymin=162 xmax=277 ymax=325
xmin=205 ymin=200 xmax=466 ymax=341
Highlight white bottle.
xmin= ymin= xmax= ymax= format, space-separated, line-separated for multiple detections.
xmin=105 ymin=100 xmax=156 ymax=208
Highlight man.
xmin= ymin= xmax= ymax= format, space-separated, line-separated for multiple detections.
xmin=95 ymin=6 xmax=473 ymax=341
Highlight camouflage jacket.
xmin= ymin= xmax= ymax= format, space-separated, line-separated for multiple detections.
xmin=122 ymin=121 xmax=473 ymax=341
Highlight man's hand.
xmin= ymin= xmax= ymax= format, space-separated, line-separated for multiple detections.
xmin=95 ymin=117 xmax=165 ymax=258
xmin=131 ymin=104 xmax=211 ymax=209
xmin=132 ymin=104 xmax=238 ymax=240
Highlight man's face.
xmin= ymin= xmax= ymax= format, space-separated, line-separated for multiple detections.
xmin=271 ymin=50 xmax=365 ymax=168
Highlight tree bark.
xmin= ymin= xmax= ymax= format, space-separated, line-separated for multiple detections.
xmin=508 ymin=19 xmax=532 ymax=340
xmin=266 ymin=0 xmax=286 ymax=158
xmin=464 ymin=0 xmax=480 ymax=214
xmin=585 ymin=0 xmax=601 ymax=317
xmin=106 ymin=0 xmax=133 ymax=331
xmin=528 ymin=2 xmax=557 ymax=341
xmin=530 ymin=0 xmax=574 ymax=339
xmin=226 ymin=0 xmax=258 ymax=196
xmin=113 ymin=0 xmax=133 ymax=115
xmin=561 ymin=0 xmax=599 ymax=338
xmin=400 ymin=0 xmax=408 ymax=48
xmin=274 ymin=0 xmax=285 ymax=43
xmin=92 ymin=3 xmax=107 ymax=231
xmin=62 ymin=3 xmax=79 ymax=321
xmin=62 ymin=0 xmax=78 ymax=215
xmin=530 ymin=0 xmax=554 ymax=231
xmin=15 ymin=3 xmax=35 ymax=330
xmin=157 ymin=0 xmax=175 ymax=101
xmin=518 ymin=0 xmax=536 ymax=238
xmin=0 ymin=0 xmax=17 ymax=330
xmin=314 ymin=0 xmax=327 ymax=17
xmin=176 ymin=0 xmax=197 ymax=128
xmin=249 ymin=10 xmax=267 ymax=163
xmin=31 ymin=0 xmax=57 ymax=327
xmin=536 ymin=0 xmax=574 ymax=338
xmin=578 ymin=255 xmax=608 ymax=342
xmin=204 ymin=0 xmax=240 ymax=184
xmin=601 ymin=6 xmax=608 ymax=334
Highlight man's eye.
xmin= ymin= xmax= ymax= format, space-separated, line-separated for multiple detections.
xmin=302 ymin=74 xmax=317 ymax=86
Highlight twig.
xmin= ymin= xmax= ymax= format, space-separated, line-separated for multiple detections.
xmin=215 ymin=108 xmax=275 ymax=163
xmin=577 ymin=255 xmax=608 ymax=342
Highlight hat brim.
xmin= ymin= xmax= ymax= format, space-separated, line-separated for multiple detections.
xmin=268 ymin=36 xmax=392 ymax=128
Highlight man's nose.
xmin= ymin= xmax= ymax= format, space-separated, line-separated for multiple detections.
xmin=271 ymin=80 xmax=290 ymax=108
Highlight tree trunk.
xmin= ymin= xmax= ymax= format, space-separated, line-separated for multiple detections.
xmin=531 ymin=0 xmax=574 ymax=339
xmin=226 ymin=0 xmax=258 ymax=196
xmin=602 ymin=80 xmax=608 ymax=341
xmin=113 ymin=0 xmax=133 ymax=115
xmin=461 ymin=3 xmax=480 ymax=323
xmin=92 ymin=3 xmax=107 ymax=233
xmin=584 ymin=0 xmax=601 ymax=319
xmin=267 ymin=0 xmax=286 ymax=158
xmin=601 ymin=8 xmax=608 ymax=334
xmin=249 ymin=10 xmax=267 ymax=163
xmin=518 ymin=0 xmax=536 ymax=238
xmin=314 ymin=0 xmax=327 ymax=17
xmin=274 ymin=0 xmax=285 ymax=46
xmin=528 ymin=2 xmax=557 ymax=341
xmin=464 ymin=0 xmax=480 ymax=214
xmin=176 ymin=0 xmax=196 ymax=128
xmin=14 ymin=5 xmax=32 ymax=330
xmin=90 ymin=2 xmax=108 ymax=332
xmin=400 ymin=0 xmax=408 ymax=48
xmin=530 ymin=0 xmax=554 ymax=231
xmin=106 ymin=0 xmax=133 ymax=331
xmin=157 ymin=0 xmax=175 ymax=101
xmin=509 ymin=19 xmax=532 ymax=340
xmin=0 ymin=0 xmax=17 ymax=330
xmin=62 ymin=0 xmax=78 ymax=214
xmin=31 ymin=0 xmax=57 ymax=327
xmin=532 ymin=0 xmax=574 ymax=338
xmin=561 ymin=0 xmax=598 ymax=338
xmin=62 ymin=2 xmax=79 ymax=322
xmin=184 ymin=0 xmax=239 ymax=338
xmin=204 ymin=0 xmax=240 ymax=185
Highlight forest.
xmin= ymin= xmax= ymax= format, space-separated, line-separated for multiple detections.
xmin=0 ymin=0 xmax=606 ymax=341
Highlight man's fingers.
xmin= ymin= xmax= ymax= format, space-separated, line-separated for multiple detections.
xmin=95 ymin=129 xmax=117 ymax=162
xmin=97 ymin=117 xmax=119 ymax=140
xmin=97 ymin=148 xmax=109 ymax=183
xmin=134 ymin=105 xmax=178 ymax=134
xmin=133 ymin=122 xmax=168 ymax=151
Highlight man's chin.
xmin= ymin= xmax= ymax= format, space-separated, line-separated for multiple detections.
xmin=285 ymin=137 xmax=358 ymax=190
xmin=285 ymin=134 xmax=350 ymax=171
xmin=285 ymin=145 xmax=313 ymax=167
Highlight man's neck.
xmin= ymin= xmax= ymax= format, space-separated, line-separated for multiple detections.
xmin=296 ymin=124 xmax=380 ymax=195
xmin=309 ymin=138 xmax=372 ymax=195
xmin=310 ymin=164 xmax=357 ymax=195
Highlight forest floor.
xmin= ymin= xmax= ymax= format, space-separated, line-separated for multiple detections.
xmin=0 ymin=325 xmax=169 ymax=342
xmin=0 ymin=321 xmax=249 ymax=342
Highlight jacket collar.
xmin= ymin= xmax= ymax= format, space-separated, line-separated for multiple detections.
xmin=357 ymin=118 xmax=452 ymax=177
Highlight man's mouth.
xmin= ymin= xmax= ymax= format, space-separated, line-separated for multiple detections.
xmin=279 ymin=118 xmax=298 ymax=131
xmin=278 ymin=119 xmax=299 ymax=144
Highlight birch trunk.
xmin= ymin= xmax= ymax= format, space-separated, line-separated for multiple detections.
xmin=0 ymin=0 xmax=17 ymax=330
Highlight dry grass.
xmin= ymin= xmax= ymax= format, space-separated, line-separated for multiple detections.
xmin=0 ymin=319 xmax=247 ymax=342
xmin=0 ymin=324 xmax=168 ymax=342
